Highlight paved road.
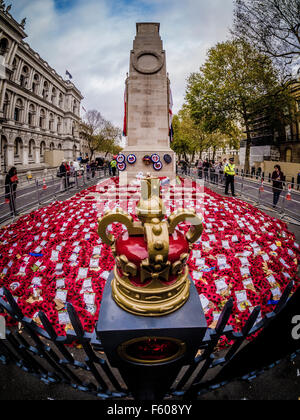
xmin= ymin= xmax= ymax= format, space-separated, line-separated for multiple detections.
xmin=0 ymin=171 xmax=107 ymax=225
xmin=186 ymin=170 xmax=300 ymax=222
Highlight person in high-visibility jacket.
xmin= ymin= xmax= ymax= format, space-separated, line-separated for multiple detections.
xmin=224 ymin=157 xmax=236 ymax=196
xmin=110 ymin=158 xmax=117 ymax=177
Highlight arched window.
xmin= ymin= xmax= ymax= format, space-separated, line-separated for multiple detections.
xmin=14 ymin=137 xmax=23 ymax=158
xmin=42 ymin=81 xmax=49 ymax=99
xmin=49 ymin=113 xmax=54 ymax=131
xmin=51 ymin=87 xmax=57 ymax=104
xmin=39 ymin=108 xmax=45 ymax=128
xmin=3 ymin=93 xmax=9 ymax=119
xmin=72 ymin=122 xmax=76 ymax=136
xmin=58 ymin=143 xmax=62 ymax=150
xmin=49 ymin=142 xmax=55 ymax=151
xmin=14 ymin=98 xmax=23 ymax=122
xmin=1 ymin=135 xmax=8 ymax=171
xmin=28 ymin=104 xmax=35 ymax=126
xmin=32 ymin=73 xmax=40 ymax=94
xmin=285 ymin=148 xmax=292 ymax=163
xmin=40 ymin=141 xmax=46 ymax=162
xmin=59 ymin=92 xmax=64 ymax=108
xmin=0 ymin=38 xmax=9 ymax=55
xmin=20 ymin=65 xmax=29 ymax=88
xmin=28 ymin=139 xmax=35 ymax=160
xmin=57 ymin=116 xmax=62 ymax=134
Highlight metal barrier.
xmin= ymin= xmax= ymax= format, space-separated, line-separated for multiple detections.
xmin=0 ymin=168 xmax=109 ymax=225
xmin=181 ymin=168 xmax=300 ymax=223
xmin=0 ymin=281 xmax=299 ymax=400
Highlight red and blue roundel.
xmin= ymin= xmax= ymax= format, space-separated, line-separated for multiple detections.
xmin=117 ymin=162 xmax=126 ymax=171
xmin=116 ymin=154 xmax=125 ymax=163
xmin=153 ymin=161 xmax=163 ymax=171
xmin=127 ymin=154 xmax=137 ymax=164
xmin=151 ymin=154 xmax=160 ymax=163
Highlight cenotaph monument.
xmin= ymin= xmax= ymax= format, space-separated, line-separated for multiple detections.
xmin=120 ymin=23 xmax=176 ymax=181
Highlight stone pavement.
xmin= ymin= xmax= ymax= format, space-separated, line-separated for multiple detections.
xmin=0 ymin=179 xmax=299 ymax=401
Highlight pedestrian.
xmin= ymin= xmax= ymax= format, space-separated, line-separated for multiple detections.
xmin=272 ymin=165 xmax=284 ymax=208
xmin=5 ymin=167 xmax=19 ymax=216
xmin=297 ymin=170 xmax=300 ymax=191
xmin=215 ymin=160 xmax=224 ymax=184
xmin=110 ymin=157 xmax=117 ymax=177
xmin=197 ymin=159 xmax=203 ymax=179
xmin=224 ymin=157 xmax=236 ymax=196
xmin=59 ymin=160 xmax=67 ymax=191
xmin=203 ymin=159 xmax=210 ymax=181
xmin=91 ymin=160 xmax=96 ymax=178
xmin=86 ymin=161 xmax=91 ymax=180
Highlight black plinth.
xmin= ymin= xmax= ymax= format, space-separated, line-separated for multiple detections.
xmin=96 ymin=271 xmax=207 ymax=400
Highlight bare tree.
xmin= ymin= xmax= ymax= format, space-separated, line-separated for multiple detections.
xmin=80 ymin=110 xmax=122 ymax=160
xmin=232 ymin=0 xmax=300 ymax=77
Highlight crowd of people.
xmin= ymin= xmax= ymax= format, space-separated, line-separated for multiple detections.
xmin=2 ymin=154 xmax=298 ymax=218
xmin=178 ymin=158 xmax=298 ymax=209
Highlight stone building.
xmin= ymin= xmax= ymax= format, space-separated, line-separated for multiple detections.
xmin=239 ymin=78 xmax=300 ymax=168
xmin=0 ymin=2 xmax=84 ymax=181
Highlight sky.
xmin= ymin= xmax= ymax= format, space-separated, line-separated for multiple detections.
xmin=9 ymin=0 xmax=234 ymax=131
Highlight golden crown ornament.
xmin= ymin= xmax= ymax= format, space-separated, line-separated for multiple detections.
xmin=98 ymin=178 xmax=203 ymax=317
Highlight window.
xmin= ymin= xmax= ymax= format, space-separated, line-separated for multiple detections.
xmin=29 ymin=140 xmax=35 ymax=158
xmin=39 ymin=109 xmax=45 ymax=128
xmin=0 ymin=38 xmax=9 ymax=55
xmin=28 ymin=104 xmax=35 ymax=126
xmin=3 ymin=93 xmax=9 ymax=118
xmin=285 ymin=148 xmax=292 ymax=163
xmin=40 ymin=141 xmax=46 ymax=158
xmin=49 ymin=142 xmax=54 ymax=151
xmin=59 ymin=93 xmax=63 ymax=107
xmin=51 ymin=88 xmax=57 ymax=103
xmin=49 ymin=113 xmax=54 ymax=131
xmin=14 ymin=138 xmax=23 ymax=157
xmin=57 ymin=117 xmax=62 ymax=134
xmin=14 ymin=99 xmax=23 ymax=122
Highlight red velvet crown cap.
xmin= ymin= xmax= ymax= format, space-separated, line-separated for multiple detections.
xmin=115 ymin=229 xmax=190 ymax=287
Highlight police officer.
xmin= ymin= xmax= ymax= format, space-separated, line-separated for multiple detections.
xmin=110 ymin=157 xmax=117 ymax=177
xmin=224 ymin=157 xmax=236 ymax=197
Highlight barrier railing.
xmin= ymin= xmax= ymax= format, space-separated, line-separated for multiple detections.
xmin=180 ymin=168 xmax=300 ymax=223
xmin=0 ymin=281 xmax=299 ymax=400
xmin=0 ymin=168 xmax=109 ymax=225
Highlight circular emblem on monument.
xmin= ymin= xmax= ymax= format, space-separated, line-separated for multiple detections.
xmin=151 ymin=154 xmax=160 ymax=164
xmin=163 ymin=154 xmax=172 ymax=164
xmin=116 ymin=154 xmax=125 ymax=164
xmin=127 ymin=154 xmax=137 ymax=165
xmin=117 ymin=162 xmax=127 ymax=171
xmin=132 ymin=50 xmax=164 ymax=75
xmin=153 ymin=161 xmax=163 ymax=171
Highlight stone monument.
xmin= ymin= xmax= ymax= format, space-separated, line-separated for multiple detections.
xmin=121 ymin=23 xmax=176 ymax=181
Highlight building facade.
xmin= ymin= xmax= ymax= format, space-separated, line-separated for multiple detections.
xmin=239 ymin=78 xmax=300 ymax=168
xmin=0 ymin=2 xmax=84 ymax=181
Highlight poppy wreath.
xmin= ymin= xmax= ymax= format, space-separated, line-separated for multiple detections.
xmin=163 ymin=154 xmax=172 ymax=164
xmin=142 ymin=155 xmax=152 ymax=166
xmin=117 ymin=162 xmax=126 ymax=171
xmin=151 ymin=154 xmax=160 ymax=164
xmin=153 ymin=161 xmax=163 ymax=171
xmin=0 ymin=177 xmax=299 ymax=349
xmin=127 ymin=154 xmax=137 ymax=165
xmin=116 ymin=154 xmax=125 ymax=164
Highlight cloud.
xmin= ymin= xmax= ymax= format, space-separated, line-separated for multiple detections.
xmin=9 ymin=0 xmax=234 ymax=128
